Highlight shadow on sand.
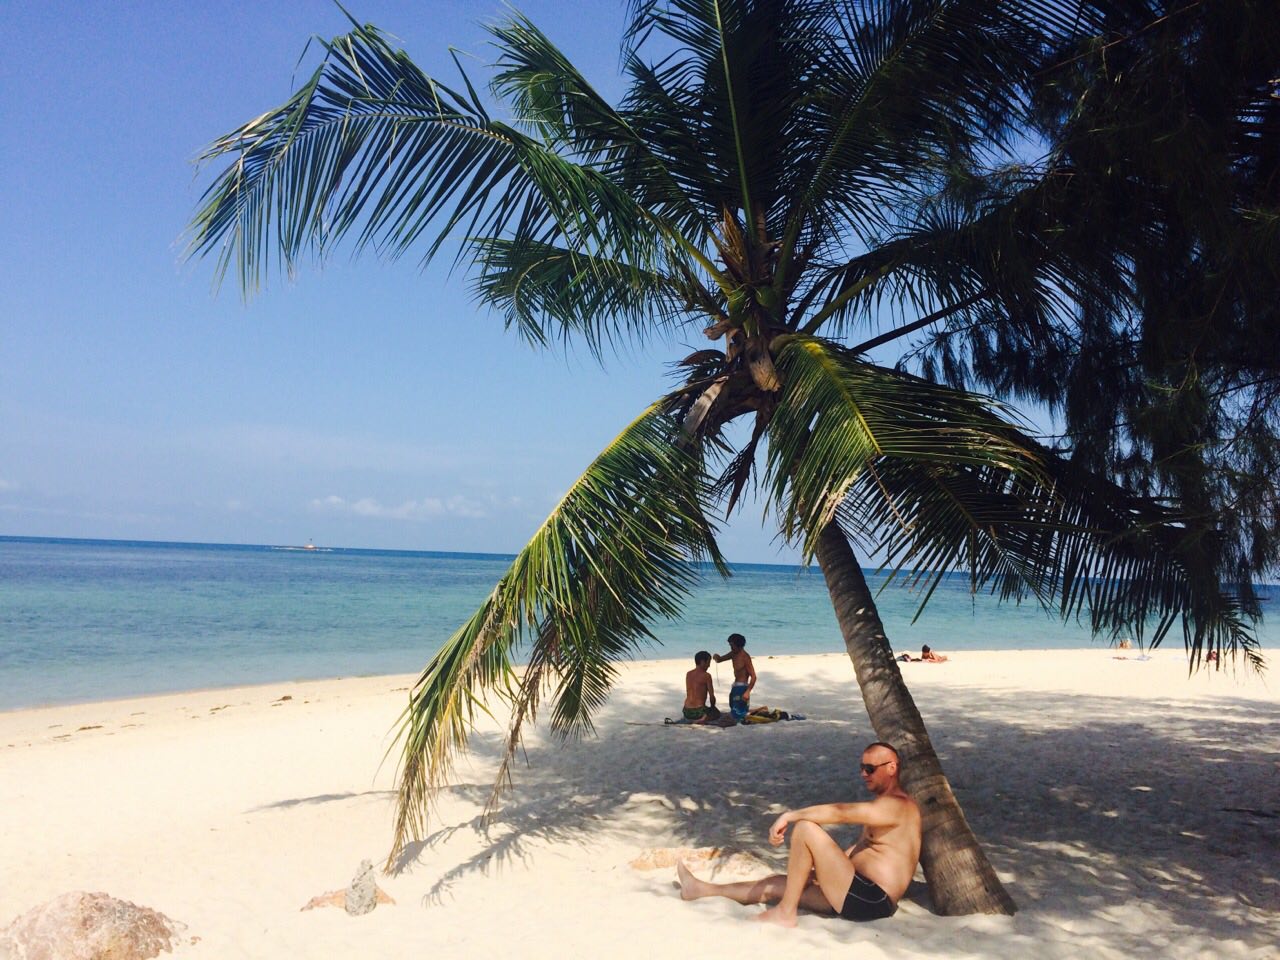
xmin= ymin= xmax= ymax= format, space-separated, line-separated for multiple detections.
xmin=384 ymin=666 xmax=1278 ymax=945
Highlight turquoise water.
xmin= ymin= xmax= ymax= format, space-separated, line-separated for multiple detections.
xmin=1 ymin=536 xmax=1268 ymax=710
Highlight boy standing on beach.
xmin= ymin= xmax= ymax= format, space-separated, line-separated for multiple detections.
xmin=683 ymin=651 xmax=717 ymax=722
xmin=713 ymin=633 xmax=756 ymax=721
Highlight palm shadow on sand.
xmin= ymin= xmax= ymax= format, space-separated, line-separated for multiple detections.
xmin=386 ymin=665 xmax=1278 ymax=945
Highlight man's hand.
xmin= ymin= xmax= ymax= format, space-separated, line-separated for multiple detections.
xmin=768 ymin=811 xmax=792 ymax=846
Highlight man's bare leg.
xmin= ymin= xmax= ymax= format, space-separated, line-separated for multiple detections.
xmin=677 ymin=861 xmax=836 ymax=915
xmin=756 ymin=820 xmax=857 ymax=927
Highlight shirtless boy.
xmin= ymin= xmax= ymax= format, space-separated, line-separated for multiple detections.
xmin=713 ymin=633 xmax=756 ymax=721
xmin=683 ymin=651 xmax=717 ymax=723
xmin=678 ymin=742 xmax=921 ymax=926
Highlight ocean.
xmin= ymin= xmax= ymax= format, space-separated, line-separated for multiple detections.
xmin=1 ymin=536 xmax=1266 ymax=710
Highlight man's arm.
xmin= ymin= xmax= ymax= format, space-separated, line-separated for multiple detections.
xmin=713 ymin=651 xmax=730 ymax=662
xmin=744 ymin=653 xmax=757 ymax=694
xmin=767 ymin=799 xmax=903 ymax=846
xmin=707 ymin=677 xmax=716 ymax=707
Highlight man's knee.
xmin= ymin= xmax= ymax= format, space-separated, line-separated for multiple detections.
xmin=790 ymin=819 xmax=825 ymax=844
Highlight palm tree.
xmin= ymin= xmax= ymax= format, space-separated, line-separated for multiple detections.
xmin=186 ymin=0 xmax=1263 ymax=914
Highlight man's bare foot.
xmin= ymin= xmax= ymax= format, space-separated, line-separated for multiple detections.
xmin=676 ymin=861 xmax=708 ymax=900
xmin=754 ymin=905 xmax=798 ymax=927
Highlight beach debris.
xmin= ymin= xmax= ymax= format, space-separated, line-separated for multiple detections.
xmin=300 ymin=861 xmax=395 ymax=915
xmin=345 ymin=860 xmax=379 ymax=916
xmin=300 ymin=891 xmax=346 ymax=911
xmin=0 ymin=891 xmax=186 ymax=960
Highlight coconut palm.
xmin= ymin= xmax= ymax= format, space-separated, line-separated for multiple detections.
xmin=186 ymin=0 xmax=1262 ymax=914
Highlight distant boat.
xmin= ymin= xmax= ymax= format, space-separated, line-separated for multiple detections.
xmin=270 ymin=540 xmax=331 ymax=553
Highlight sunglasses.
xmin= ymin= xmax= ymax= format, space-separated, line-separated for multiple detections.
xmin=860 ymin=760 xmax=894 ymax=775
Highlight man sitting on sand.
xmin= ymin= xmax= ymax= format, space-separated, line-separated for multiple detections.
xmin=920 ymin=644 xmax=948 ymax=663
xmin=678 ymin=742 xmax=921 ymax=927
xmin=682 ymin=651 xmax=718 ymax=723
xmin=713 ymin=633 xmax=756 ymax=721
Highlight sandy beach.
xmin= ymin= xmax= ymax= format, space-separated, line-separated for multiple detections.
xmin=1 ymin=649 xmax=1276 ymax=959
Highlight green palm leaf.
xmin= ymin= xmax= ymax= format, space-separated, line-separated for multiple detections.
xmin=845 ymin=448 xmax=1260 ymax=666
xmin=387 ymin=400 xmax=723 ymax=864
xmin=469 ymin=238 xmax=696 ymax=354
xmin=186 ymin=19 xmax=662 ymax=308
xmin=765 ymin=336 xmax=1258 ymax=664
xmin=767 ymin=335 xmax=1040 ymax=543
xmin=490 ymin=12 xmax=709 ymax=238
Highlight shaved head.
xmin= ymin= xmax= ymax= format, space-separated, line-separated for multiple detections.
xmin=865 ymin=741 xmax=899 ymax=762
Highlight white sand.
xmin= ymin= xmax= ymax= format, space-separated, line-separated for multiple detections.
xmin=1 ymin=650 xmax=1276 ymax=959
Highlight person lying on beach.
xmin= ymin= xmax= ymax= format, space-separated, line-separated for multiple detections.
xmin=677 ymin=742 xmax=921 ymax=927
xmin=920 ymin=645 xmax=948 ymax=663
xmin=682 ymin=651 xmax=719 ymax=723
xmin=713 ymin=633 xmax=756 ymax=721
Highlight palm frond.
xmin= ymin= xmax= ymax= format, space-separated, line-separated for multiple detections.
xmin=766 ymin=335 xmax=1041 ymax=550
xmin=762 ymin=336 xmax=1260 ymax=666
xmin=775 ymin=0 xmax=1050 ymax=271
xmin=489 ymin=12 xmax=708 ymax=236
xmin=797 ymin=160 xmax=1100 ymax=345
xmin=621 ymin=0 xmax=859 ymax=240
xmin=387 ymin=400 xmax=724 ymax=865
xmin=844 ymin=444 xmax=1262 ymax=668
xmin=186 ymin=20 xmax=659 ymax=296
xmin=468 ymin=238 xmax=693 ymax=354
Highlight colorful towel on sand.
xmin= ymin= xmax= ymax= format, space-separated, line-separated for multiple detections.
xmin=742 ymin=707 xmax=799 ymax=724
xmin=663 ymin=706 xmax=806 ymax=725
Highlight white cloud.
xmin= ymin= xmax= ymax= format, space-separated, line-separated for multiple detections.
xmin=309 ymin=494 xmax=489 ymax=521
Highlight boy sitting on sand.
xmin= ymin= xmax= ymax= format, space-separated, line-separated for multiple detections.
xmin=682 ymin=651 xmax=718 ymax=723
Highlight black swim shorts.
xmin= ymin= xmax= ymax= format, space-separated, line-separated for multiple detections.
xmin=838 ymin=873 xmax=896 ymax=921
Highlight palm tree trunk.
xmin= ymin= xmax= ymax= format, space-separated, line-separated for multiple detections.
xmin=814 ymin=519 xmax=1016 ymax=916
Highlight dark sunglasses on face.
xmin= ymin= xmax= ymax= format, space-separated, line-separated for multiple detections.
xmin=860 ymin=760 xmax=893 ymax=775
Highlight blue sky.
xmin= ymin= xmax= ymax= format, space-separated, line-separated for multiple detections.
xmin=3 ymin=0 xmax=815 ymax=561
xmin=10 ymin=0 xmax=1021 ymax=564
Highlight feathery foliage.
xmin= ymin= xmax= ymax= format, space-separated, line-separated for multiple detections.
xmin=913 ymin=0 xmax=1280 ymax=618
